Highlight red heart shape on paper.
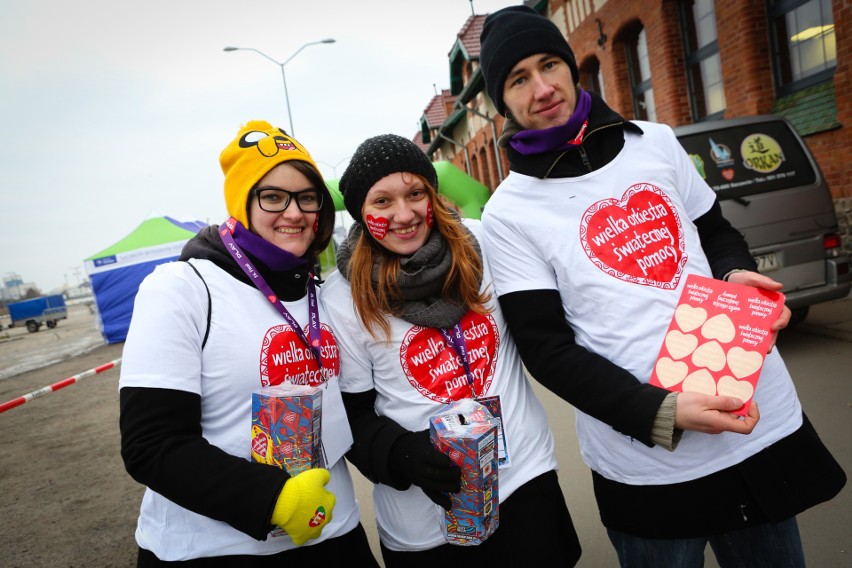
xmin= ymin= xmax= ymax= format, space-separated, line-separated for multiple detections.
xmin=580 ymin=183 xmax=686 ymax=288
xmin=282 ymin=411 xmax=298 ymax=424
xmin=399 ymin=311 xmax=499 ymax=403
xmin=259 ymin=323 xmax=340 ymax=387
xmin=251 ymin=428 xmax=270 ymax=458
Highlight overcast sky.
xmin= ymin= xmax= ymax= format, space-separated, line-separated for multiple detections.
xmin=1 ymin=0 xmax=518 ymax=294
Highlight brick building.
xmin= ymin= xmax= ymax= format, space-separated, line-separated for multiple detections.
xmin=420 ymin=0 xmax=850 ymax=248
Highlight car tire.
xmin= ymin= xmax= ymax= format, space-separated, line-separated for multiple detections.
xmin=788 ymin=307 xmax=809 ymax=328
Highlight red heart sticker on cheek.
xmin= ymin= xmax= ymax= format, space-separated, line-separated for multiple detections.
xmin=365 ymin=215 xmax=389 ymax=240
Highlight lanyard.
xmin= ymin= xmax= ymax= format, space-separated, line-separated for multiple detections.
xmin=439 ymin=323 xmax=476 ymax=397
xmin=219 ymin=218 xmax=323 ymax=368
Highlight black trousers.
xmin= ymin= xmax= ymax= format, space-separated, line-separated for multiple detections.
xmin=136 ymin=523 xmax=379 ymax=567
xmin=380 ymin=469 xmax=581 ymax=568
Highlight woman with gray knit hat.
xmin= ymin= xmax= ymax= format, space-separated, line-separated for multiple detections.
xmin=320 ymin=133 xmax=581 ymax=567
xmin=119 ymin=121 xmax=379 ymax=566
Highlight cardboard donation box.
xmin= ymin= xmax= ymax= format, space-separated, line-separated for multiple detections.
xmin=251 ymin=382 xmax=324 ymax=475
xmin=649 ymin=274 xmax=785 ymax=416
xmin=429 ymin=399 xmax=499 ymax=546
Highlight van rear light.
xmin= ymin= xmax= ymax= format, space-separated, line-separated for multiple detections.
xmin=823 ymin=233 xmax=843 ymax=257
xmin=823 ymin=234 xmax=841 ymax=250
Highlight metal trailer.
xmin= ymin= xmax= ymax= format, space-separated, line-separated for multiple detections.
xmin=7 ymin=294 xmax=68 ymax=333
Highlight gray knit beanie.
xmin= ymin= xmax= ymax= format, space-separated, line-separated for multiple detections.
xmin=339 ymin=134 xmax=438 ymax=223
xmin=480 ymin=5 xmax=579 ymax=116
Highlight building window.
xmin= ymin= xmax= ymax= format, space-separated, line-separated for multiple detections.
xmin=680 ymin=0 xmax=725 ymax=121
xmin=770 ymin=0 xmax=836 ymax=95
xmin=626 ymin=27 xmax=656 ymax=121
xmin=580 ymin=57 xmax=606 ymax=101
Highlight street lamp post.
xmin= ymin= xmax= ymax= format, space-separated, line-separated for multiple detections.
xmin=315 ymin=156 xmax=350 ymax=179
xmin=224 ymin=39 xmax=335 ymax=136
xmin=316 ymin=155 xmax=351 ymax=222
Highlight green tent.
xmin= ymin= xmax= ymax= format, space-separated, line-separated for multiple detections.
xmin=325 ymin=178 xmax=345 ymax=212
xmin=325 ymin=160 xmax=490 ymax=219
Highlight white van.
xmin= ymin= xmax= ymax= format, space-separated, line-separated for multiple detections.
xmin=675 ymin=115 xmax=851 ymax=326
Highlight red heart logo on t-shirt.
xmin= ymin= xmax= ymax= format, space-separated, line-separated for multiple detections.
xmin=259 ymin=323 xmax=340 ymax=387
xmin=580 ymin=183 xmax=686 ymax=289
xmin=399 ymin=311 xmax=499 ymax=403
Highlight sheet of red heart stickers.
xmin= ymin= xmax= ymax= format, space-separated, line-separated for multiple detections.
xmin=649 ymin=274 xmax=785 ymax=416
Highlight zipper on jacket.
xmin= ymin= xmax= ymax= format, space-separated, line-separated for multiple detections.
xmin=543 ymin=120 xmax=625 ymax=178
xmin=578 ymin=146 xmax=592 ymax=171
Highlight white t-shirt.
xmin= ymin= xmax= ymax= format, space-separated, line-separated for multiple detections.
xmin=320 ymin=219 xmax=557 ymax=552
xmin=481 ymin=122 xmax=802 ymax=485
xmin=119 ymin=259 xmax=359 ymax=560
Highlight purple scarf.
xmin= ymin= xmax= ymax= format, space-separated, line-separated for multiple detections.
xmin=230 ymin=219 xmax=308 ymax=272
xmin=509 ymin=88 xmax=592 ymax=155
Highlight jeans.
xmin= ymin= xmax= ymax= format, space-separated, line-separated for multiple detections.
xmin=606 ymin=516 xmax=805 ymax=568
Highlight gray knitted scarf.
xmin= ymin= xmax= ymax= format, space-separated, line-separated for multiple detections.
xmin=337 ymin=223 xmax=481 ymax=328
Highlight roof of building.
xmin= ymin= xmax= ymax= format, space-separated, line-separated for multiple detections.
xmin=421 ymin=89 xmax=455 ymax=128
xmin=452 ymin=14 xmax=486 ymax=59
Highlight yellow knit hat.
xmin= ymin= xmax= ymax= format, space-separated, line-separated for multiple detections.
xmin=220 ymin=120 xmax=319 ymax=228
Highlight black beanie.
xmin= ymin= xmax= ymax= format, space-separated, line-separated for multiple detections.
xmin=480 ymin=5 xmax=579 ymax=116
xmin=339 ymin=134 xmax=438 ymax=223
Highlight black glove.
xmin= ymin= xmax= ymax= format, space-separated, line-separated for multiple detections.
xmin=389 ymin=430 xmax=461 ymax=510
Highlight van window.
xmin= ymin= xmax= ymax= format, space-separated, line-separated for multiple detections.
xmin=676 ymin=118 xmax=816 ymax=201
xmin=674 ymin=115 xmax=850 ymax=327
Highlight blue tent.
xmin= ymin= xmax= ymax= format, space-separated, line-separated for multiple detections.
xmin=83 ymin=216 xmax=207 ymax=343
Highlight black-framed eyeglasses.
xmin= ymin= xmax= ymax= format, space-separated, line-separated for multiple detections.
xmin=253 ymin=188 xmax=324 ymax=213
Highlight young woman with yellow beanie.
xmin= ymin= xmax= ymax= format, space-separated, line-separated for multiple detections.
xmin=119 ymin=121 xmax=379 ymax=566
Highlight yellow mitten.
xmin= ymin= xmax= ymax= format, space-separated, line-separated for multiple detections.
xmin=271 ymin=468 xmax=335 ymax=545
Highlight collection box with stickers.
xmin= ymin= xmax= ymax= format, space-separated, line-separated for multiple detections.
xmin=429 ymin=398 xmax=499 ymax=546
xmin=649 ymin=273 xmax=785 ymax=416
xmin=251 ymin=382 xmax=324 ymax=475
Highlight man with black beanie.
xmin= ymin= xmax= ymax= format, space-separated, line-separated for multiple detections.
xmin=478 ymin=5 xmax=845 ymax=568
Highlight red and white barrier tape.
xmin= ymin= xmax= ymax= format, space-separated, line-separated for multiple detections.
xmin=0 ymin=358 xmax=122 ymax=414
